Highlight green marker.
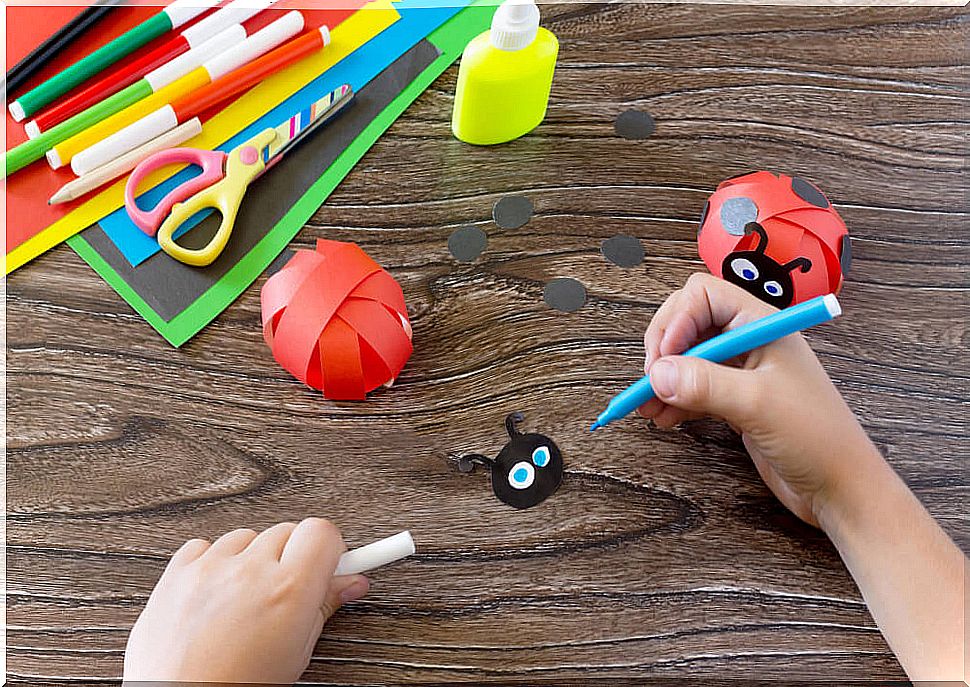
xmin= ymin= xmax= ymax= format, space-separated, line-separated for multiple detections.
xmin=8 ymin=0 xmax=217 ymax=122
xmin=5 ymin=21 xmax=243 ymax=176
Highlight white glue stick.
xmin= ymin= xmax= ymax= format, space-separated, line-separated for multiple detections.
xmin=335 ymin=530 xmax=415 ymax=576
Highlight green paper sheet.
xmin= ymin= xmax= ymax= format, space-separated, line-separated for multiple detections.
xmin=68 ymin=2 xmax=497 ymax=347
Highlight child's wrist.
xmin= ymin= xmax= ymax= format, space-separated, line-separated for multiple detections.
xmin=813 ymin=439 xmax=892 ymax=540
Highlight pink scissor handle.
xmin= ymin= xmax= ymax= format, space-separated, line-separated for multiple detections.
xmin=125 ymin=147 xmax=228 ymax=237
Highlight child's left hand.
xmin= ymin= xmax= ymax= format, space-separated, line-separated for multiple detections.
xmin=123 ymin=518 xmax=369 ymax=683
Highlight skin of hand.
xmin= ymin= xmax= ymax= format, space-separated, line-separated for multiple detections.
xmin=638 ymin=272 xmax=877 ymax=527
xmin=640 ymin=273 xmax=967 ymax=681
xmin=123 ymin=518 xmax=369 ymax=683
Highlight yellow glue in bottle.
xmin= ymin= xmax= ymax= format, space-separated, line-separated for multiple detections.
xmin=451 ymin=0 xmax=558 ymax=145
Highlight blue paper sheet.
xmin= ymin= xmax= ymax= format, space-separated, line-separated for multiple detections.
xmin=101 ymin=0 xmax=471 ymax=266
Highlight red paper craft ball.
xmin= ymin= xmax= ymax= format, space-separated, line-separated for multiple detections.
xmin=697 ymin=171 xmax=851 ymax=308
xmin=261 ymin=239 xmax=413 ymax=401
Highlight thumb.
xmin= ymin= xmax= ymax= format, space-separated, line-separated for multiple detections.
xmin=649 ymin=356 xmax=761 ymax=428
xmin=320 ymin=574 xmax=370 ymax=622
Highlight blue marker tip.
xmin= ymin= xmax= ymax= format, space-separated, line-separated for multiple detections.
xmin=590 ymin=421 xmax=601 ymax=432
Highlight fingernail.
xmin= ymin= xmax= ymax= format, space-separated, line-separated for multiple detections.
xmin=650 ymin=360 xmax=678 ymax=399
xmin=339 ymin=576 xmax=369 ymax=604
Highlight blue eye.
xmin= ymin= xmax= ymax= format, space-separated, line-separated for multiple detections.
xmin=508 ymin=461 xmax=535 ymax=490
xmin=763 ymin=280 xmax=783 ymax=297
xmin=730 ymin=258 xmax=759 ymax=281
xmin=532 ymin=446 xmax=551 ymax=467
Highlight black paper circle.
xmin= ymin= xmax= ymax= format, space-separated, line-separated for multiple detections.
xmin=493 ymin=195 xmax=534 ymax=229
xmin=614 ymin=109 xmax=656 ymax=140
xmin=601 ymin=234 xmax=644 ymax=268
xmin=448 ymin=225 xmax=488 ymax=262
xmin=544 ymin=278 xmax=587 ymax=312
xmin=791 ymin=176 xmax=830 ymax=208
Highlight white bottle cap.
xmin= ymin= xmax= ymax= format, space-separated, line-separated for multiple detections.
xmin=490 ymin=0 xmax=540 ymax=52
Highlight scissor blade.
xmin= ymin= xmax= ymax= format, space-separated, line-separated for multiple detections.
xmin=264 ymin=84 xmax=355 ymax=165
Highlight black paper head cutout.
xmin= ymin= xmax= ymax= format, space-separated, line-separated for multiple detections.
xmin=458 ymin=412 xmax=564 ymax=509
xmin=615 ymin=109 xmax=655 ymax=140
xmin=721 ymin=222 xmax=811 ymax=308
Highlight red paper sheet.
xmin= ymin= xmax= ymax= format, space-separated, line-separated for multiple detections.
xmin=5 ymin=2 xmax=362 ymax=254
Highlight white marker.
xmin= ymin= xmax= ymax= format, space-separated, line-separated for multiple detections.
xmin=335 ymin=530 xmax=416 ymax=576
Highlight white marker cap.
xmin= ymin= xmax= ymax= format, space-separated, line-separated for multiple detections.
xmin=71 ymin=105 xmax=179 ymax=176
xmin=9 ymin=99 xmax=25 ymax=122
xmin=334 ymin=530 xmax=416 ymax=576
xmin=46 ymin=147 xmax=63 ymax=170
xmin=822 ymin=293 xmax=842 ymax=318
xmin=25 ymin=120 xmax=41 ymax=139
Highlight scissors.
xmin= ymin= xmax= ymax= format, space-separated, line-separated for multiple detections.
xmin=125 ymin=84 xmax=355 ymax=267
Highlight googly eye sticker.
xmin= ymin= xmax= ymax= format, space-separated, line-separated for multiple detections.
xmin=508 ymin=461 xmax=535 ymax=490
xmin=731 ymin=257 xmax=759 ymax=281
xmin=532 ymin=446 xmax=551 ymax=467
xmin=763 ymin=280 xmax=783 ymax=297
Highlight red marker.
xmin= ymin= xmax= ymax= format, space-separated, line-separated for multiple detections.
xmin=26 ymin=0 xmax=280 ymax=138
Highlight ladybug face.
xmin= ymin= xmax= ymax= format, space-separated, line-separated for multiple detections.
xmin=457 ymin=412 xmax=564 ymax=509
xmin=697 ymin=171 xmax=850 ymax=307
xmin=491 ymin=432 xmax=563 ymax=509
xmin=721 ymin=223 xmax=811 ymax=308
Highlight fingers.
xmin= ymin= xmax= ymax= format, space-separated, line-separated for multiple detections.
xmin=205 ymin=528 xmax=259 ymax=557
xmin=644 ymin=273 xmax=775 ymax=365
xmin=243 ymin=521 xmax=298 ymax=561
xmin=649 ymin=355 xmax=762 ymax=429
xmin=320 ymin=574 xmax=370 ymax=622
xmin=281 ymin=517 xmax=346 ymax=584
xmin=168 ymin=538 xmax=211 ymax=569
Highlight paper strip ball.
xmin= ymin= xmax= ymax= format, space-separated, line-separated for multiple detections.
xmin=261 ymin=239 xmax=413 ymax=400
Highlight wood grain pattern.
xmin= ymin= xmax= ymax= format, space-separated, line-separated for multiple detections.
xmin=6 ymin=3 xmax=968 ymax=683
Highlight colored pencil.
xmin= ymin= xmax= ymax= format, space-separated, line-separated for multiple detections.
xmin=5 ymin=2 xmax=114 ymax=96
xmin=28 ymin=0 xmax=280 ymax=136
xmin=48 ymin=118 xmax=203 ymax=205
xmin=9 ymin=0 xmax=219 ymax=122
xmin=71 ymin=25 xmax=330 ymax=176
xmin=49 ymin=10 xmax=305 ymax=173
xmin=4 ymin=23 xmax=244 ymax=176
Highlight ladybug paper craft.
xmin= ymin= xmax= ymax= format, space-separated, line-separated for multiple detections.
xmin=458 ymin=413 xmax=564 ymax=509
xmin=697 ymin=171 xmax=851 ymax=308
xmin=261 ymin=239 xmax=413 ymax=401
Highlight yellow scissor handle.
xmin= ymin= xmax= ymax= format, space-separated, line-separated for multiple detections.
xmin=157 ymin=129 xmax=277 ymax=267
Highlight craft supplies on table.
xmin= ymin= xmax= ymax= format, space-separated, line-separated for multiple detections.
xmin=125 ymin=85 xmax=353 ymax=266
xmin=9 ymin=0 xmax=219 ymax=121
xmin=74 ymin=24 xmax=333 ymax=177
xmin=51 ymin=10 xmax=308 ymax=172
xmin=28 ymin=0 xmax=280 ymax=136
xmin=590 ymin=294 xmax=844 ymax=431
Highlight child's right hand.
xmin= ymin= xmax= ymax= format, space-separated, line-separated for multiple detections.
xmin=638 ymin=273 xmax=882 ymax=528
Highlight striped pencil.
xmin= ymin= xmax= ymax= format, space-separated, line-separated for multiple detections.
xmin=48 ymin=11 xmax=306 ymax=172
xmin=27 ymin=0 xmax=281 ymax=136
xmin=9 ymin=0 xmax=219 ymax=121
xmin=70 ymin=25 xmax=330 ymax=176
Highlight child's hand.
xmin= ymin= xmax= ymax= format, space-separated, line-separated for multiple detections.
xmin=638 ymin=273 xmax=880 ymax=527
xmin=123 ymin=518 xmax=369 ymax=683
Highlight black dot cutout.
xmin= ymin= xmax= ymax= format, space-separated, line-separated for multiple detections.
xmin=543 ymin=278 xmax=587 ymax=312
xmin=493 ymin=195 xmax=533 ymax=229
xmin=697 ymin=200 xmax=710 ymax=235
xmin=792 ymin=176 xmax=830 ymax=208
xmin=840 ymin=234 xmax=852 ymax=274
xmin=448 ymin=225 xmax=488 ymax=263
xmin=614 ymin=110 xmax=656 ymax=140
xmin=601 ymin=234 xmax=644 ymax=268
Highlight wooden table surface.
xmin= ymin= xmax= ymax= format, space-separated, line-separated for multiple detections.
xmin=7 ymin=3 xmax=969 ymax=684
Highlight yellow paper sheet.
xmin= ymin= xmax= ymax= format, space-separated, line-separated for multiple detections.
xmin=6 ymin=0 xmax=398 ymax=274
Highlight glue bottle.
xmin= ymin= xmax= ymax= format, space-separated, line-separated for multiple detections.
xmin=451 ymin=0 xmax=558 ymax=145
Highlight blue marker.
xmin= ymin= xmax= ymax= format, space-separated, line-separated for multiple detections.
xmin=590 ymin=294 xmax=842 ymax=431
